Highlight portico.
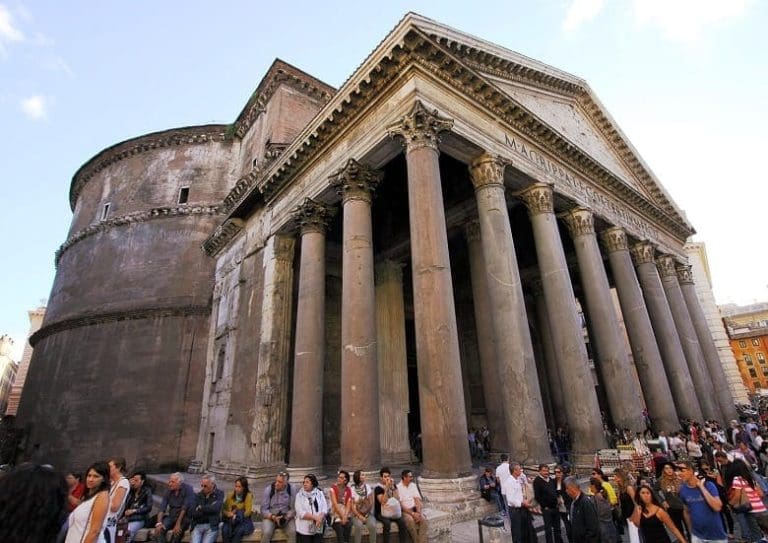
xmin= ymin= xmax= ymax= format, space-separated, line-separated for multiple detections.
xmin=195 ymin=13 xmax=734 ymax=507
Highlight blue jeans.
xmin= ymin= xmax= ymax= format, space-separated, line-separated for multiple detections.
xmin=191 ymin=523 xmax=219 ymax=543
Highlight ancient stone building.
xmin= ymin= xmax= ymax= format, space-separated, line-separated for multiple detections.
xmin=19 ymin=14 xmax=736 ymax=487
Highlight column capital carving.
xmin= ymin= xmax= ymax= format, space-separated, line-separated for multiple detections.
xmin=328 ymin=158 xmax=383 ymax=205
xmin=273 ymin=234 xmax=296 ymax=263
xmin=386 ymin=100 xmax=453 ymax=153
xmin=518 ymin=183 xmax=554 ymax=216
xmin=562 ymin=207 xmax=594 ymax=238
xmin=468 ymin=153 xmax=508 ymax=190
xmin=600 ymin=226 xmax=628 ymax=253
xmin=655 ymin=254 xmax=678 ymax=278
xmin=294 ymin=198 xmax=335 ymax=235
xmin=676 ymin=264 xmax=694 ymax=285
xmin=463 ymin=219 xmax=481 ymax=243
xmin=629 ymin=241 xmax=655 ymax=266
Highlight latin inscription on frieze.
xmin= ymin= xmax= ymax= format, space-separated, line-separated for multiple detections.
xmin=503 ymin=134 xmax=658 ymax=240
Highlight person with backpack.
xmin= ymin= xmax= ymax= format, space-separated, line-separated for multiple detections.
xmin=260 ymin=471 xmax=295 ymax=543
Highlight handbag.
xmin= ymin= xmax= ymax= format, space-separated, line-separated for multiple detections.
xmin=381 ymin=496 xmax=402 ymax=519
xmin=728 ymin=487 xmax=753 ymax=513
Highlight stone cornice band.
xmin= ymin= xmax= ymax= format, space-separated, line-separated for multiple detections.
xmin=29 ymin=304 xmax=211 ymax=347
xmin=55 ymin=205 xmax=223 ymax=266
xmin=69 ymin=126 xmax=229 ymax=211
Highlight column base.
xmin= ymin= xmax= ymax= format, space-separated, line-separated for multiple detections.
xmin=208 ymin=461 xmax=287 ymax=480
xmin=286 ymin=465 xmax=328 ymax=484
xmin=571 ymin=452 xmax=599 ymax=473
xmin=417 ymin=475 xmax=497 ymax=520
xmin=186 ymin=459 xmax=205 ymax=474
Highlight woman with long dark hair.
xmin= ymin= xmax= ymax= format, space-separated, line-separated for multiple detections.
xmin=655 ymin=462 xmax=688 ymax=540
xmin=630 ymin=484 xmax=686 ymax=543
xmin=221 ymin=476 xmax=254 ymax=543
xmin=65 ymin=461 xmax=110 ymax=543
xmin=0 ymin=463 xmax=69 ymax=543
xmin=726 ymin=459 xmax=767 ymax=542
xmin=350 ymin=470 xmax=376 ymax=543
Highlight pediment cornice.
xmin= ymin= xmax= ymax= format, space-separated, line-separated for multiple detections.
xmin=210 ymin=16 xmax=694 ymax=253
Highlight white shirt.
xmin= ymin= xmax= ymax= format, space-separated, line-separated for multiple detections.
xmin=502 ymin=475 xmax=524 ymax=507
xmin=496 ymin=462 xmax=511 ymax=494
xmin=396 ymin=481 xmax=421 ymax=510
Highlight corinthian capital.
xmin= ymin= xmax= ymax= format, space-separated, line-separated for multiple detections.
xmin=294 ymin=198 xmax=336 ymax=235
xmin=562 ymin=207 xmax=594 ymax=239
xmin=676 ymin=264 xmax=694 ymax=285
xmin=328 ymin=158 xmax=383 ymax=205
xmin=655 ymin=254 xmax=678 ymax=278
xmin=387 ymin=100 xmax=453 ymax=153
xmin=518 ymin=183 xmax=554 ymax=216
xmin=629 ymin=241 xmax=655 ymax=266
xmin=469 ymin=154 xmax=508 ymax=190
xmin=600 ymin=226 xmax=628 ymax=253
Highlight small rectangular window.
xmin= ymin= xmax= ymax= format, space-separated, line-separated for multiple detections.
xmin=178 ymin=187 xmax=189 ymax=205
xmin=753 ymin=339 xmax=761 ymax=347
xmin=745 ymin=354 xmax=753 ymax=365
xmin=758 ymin=352 xmax=766 ymax=364
xmin=749 ymin=368 xmax=757 ymax=378
xmin=101 ymin=203 xmax=110 ymax=221
xmin=739 ymin=340 xmax=747 ymax=348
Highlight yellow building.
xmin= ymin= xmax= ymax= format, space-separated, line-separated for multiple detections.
xmin=722 ymin=303 xmax=768 ymax=393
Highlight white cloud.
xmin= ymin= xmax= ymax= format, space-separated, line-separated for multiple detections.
xmin=20 ymin=94 xmax=47 ymax=120
xmin=632 ymin=0 xmax=753 ymax=43
xmin=562 ymin=0 xmax=606 ymax=32
xmin=0 ymin=4 xmax=24 ymax=42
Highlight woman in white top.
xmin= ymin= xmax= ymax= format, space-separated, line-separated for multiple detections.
xmin=294 ymin=474 xmax=328 ymax=542
xmin=101 ymin=457 xmax=130 ymax=543
xmin=66 ymin=462 xmax=110 ymax=543
xmin=350 ymin=470 xmax=376 ymax=543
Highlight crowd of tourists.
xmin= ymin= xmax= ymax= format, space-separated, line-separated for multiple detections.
xmin=0 ymin=458 xmax=428 ymax=543
xmin=479 ymin=415 xmax=768 ymax=543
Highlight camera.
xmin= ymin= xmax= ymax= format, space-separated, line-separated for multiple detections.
xmin=274 ymin=514 xmax=287 ymax=528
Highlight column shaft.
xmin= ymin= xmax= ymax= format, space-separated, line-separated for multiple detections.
xmin=631 ymin=242 xmax=703 ymax=422
xmin=389 ymin=101 xmax=472 ymax=477
xmin=375 ymin=260 xmax=412 ymax=463
xmin=564 ymin=209 xmax=645 ymax=431
xmin=330 ymin=159 xmax=381 ymax=469
xmin=250 ymin=234 xmax=295 ymax=466
xmin=469 ymin=155 xmax=550 ymax=462
xmin=464 ymin=221 xmax=510 ymax=452
xmin=678 ymin=266 xmax=738 ymax=422
xmin=657 ymin=256 xmax=720 ymax=421
xmin=289 ymin=200 xmax=332 ymax=469
xmin=601 ymin=228 xmax=678 ymax=432
xmin=532 ymin=284 xmax=568 ymax=428
xmin=520 ymin=184 xmax=605 ymax=453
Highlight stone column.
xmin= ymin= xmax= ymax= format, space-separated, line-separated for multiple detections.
xmin=563 ymin=208 xmax=645 ymax=431
xmin=600 ymin=228 xmax=679 ymax=432
xmin=630 ymin=242 xmax=703 ymax=422
xmin=468 ymin=155 xmax=550 ymax=463
xmin=249 ymin=233 xmax=295 ymax=469
xmin=677 ymin=265 xmax=738 ymax=422
xmin=375 ymin=260 xmax=412 ymax=464
xmin=329 ymin=158 xmax=382 ymax=470
xmin=531 ymin=280 xmax=568 ymax=428
xmin=388 ymin=101 xmax=472 ymax=478
xmin=464 ymin=219 xmax=510 ymax=453
xmin=656 ymin=255 xmax=720 ymax=422
xmin=288 ymin=199 xmax=334 ymax=472
xmin=519 ymin=183 xmax=605 ymax=454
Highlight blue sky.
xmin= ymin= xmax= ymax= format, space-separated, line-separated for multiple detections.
xmin=1 ymin=0 xmax=766 ymax=359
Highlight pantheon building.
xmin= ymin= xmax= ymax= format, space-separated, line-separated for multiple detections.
xmin=18 ymin=14 xmax=736 ymax=488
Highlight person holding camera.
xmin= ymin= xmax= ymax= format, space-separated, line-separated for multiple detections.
xmin=261 ymin=471 xmax=296 ymax=543
xmin=222 ymin=477 xmax=255 ymax=543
